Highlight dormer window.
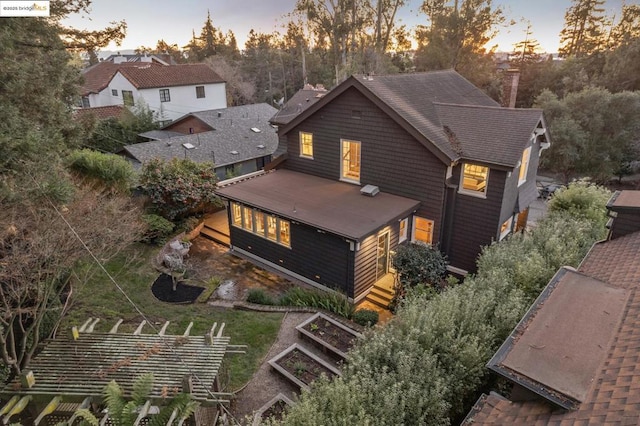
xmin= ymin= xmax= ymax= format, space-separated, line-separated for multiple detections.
xmin=460 ymin=163 xmax=488 ymax=197
xmin=518 ymin=147 xmax=532 ymax=186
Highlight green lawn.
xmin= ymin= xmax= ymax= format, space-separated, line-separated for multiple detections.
xmin=63 ymin=243 xmax=284 ymax=391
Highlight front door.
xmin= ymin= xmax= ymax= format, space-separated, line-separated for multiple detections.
xmin=376 ymin=231 xmax=390 ymax=280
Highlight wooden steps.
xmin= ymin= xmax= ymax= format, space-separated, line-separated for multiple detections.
xmin=365 ymin=282 xmax=394 ymax=309
xmin=200 ymin=224 xmax=230 ymax=246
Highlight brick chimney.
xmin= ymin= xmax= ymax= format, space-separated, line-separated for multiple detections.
xmin=501 ymin=69 xmax=520 ymax=108
xmin=606 ymin=191 xmax=640 ymax=240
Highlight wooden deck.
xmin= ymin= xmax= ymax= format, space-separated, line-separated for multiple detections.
xmin=201 ymin=209 xmax=230 ymax=246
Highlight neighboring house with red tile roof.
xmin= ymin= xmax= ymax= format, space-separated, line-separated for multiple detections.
xmin=73 ymin=105 xmax=129 ymax=121
xmin=464 ymin=190 xmax=640 ymax=425
xmin=80 ymin=57 xmax=226 ymax=123
xmin=214 ymin=70 xmax=550 ymax=305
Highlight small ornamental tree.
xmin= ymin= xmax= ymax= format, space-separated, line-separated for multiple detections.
xmin=139 ymin=158 xmax=221 ymax=221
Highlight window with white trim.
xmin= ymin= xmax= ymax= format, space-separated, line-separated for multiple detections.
xmin=413 ymin=217 xmax=434 ymax=244
xmin=518 ymin=147 xmax=532 ymax=186
xmin=230 ymin=202 xmax=291 ymax=248
xmin=299 ymin=132 xmax=313 ymax=158
xmin=122 ymin=90 xmax=134 ymax=106
xmin=500 ymin=217 xmax=513 ymax=240
xmin=399 ymin=218 xmax=408 ymax=243
xmin=460 ymin=163 xmax=488 ymax=196
xmin=195 ymin=86 xmax=205 ymax=98
xmin=341 ymin=139 xmax=361 ymax=183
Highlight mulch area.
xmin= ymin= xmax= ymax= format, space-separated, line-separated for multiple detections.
xmin=151 ymin=273 xmax=204 ymax=303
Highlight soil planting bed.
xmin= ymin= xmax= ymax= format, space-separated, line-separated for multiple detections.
xmin=151 ymin=273 xmax=204 ymax=303
xmin=296 ymin=313 xmax=362 ymax=360
xmin=253 ymin=393 xmax=294 ymax=425
xmin=268 ymin=343 xmax=341 ymax=391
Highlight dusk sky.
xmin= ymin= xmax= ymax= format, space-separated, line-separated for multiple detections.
xmin=62 ymin=0 xmax=625 ymax=54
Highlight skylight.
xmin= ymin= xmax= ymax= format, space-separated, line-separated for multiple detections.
xmin=182 ymin=143 xmax=195 ymax=149
xmin=250 ymin=127 xmax=261 ymax=133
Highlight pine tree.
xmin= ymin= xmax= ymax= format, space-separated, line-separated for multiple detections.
xmin=559 ymin=0 xmax=609 ymax=57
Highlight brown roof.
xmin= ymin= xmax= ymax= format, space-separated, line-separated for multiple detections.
xmin=73 ymin=105 xmax=128 ymax=120
xmin=118 ymin=63 xmax=224 ymax=89
xmin=277 ymin=71 xmax=547 ymax=167
xmin=609 ymin=190 xmax=640 ymax=209
xmin=81 ymin=62 xmax=224 ymax=95
xmin=215 ymin=169 xmax=421 ymax=240
xmin=466 ymin=230 xmax=640 ymax=424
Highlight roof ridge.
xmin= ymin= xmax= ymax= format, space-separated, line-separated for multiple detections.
xmin=433 ymin=101 xmax=543 ymax=112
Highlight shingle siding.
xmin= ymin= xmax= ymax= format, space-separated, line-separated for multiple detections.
xmin=447 ymin=165 xmax=507 ymax=271
xmin=283 ymin=87 xmax=447 ymax=241
xmin=230 ymin=220 xmax=354 ymax=296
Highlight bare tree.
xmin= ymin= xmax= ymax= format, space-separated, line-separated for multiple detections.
xmin=0 ymin=182 xmax=144 ymax=378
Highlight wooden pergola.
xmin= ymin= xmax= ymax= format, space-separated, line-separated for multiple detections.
xmin=0 ymin=318 xmax=246 ymax=425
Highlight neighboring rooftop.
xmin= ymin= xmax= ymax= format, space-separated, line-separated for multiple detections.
xmin=73 ymin=105 xmax=127 ymax=121
xmin=81 ymin=62 xmax=224 ymax=96
xmin=123 ymin=104 xmax=278 ymax=167
xmin=215 ymin=169 xmax=421 ymax=240
xmin=270 ymin=84 xmax=329 ymax=126
xmin=465 ymin=223 xmax=640 ymax=424
xmin=609 ymin=190 xmax=640 ymax=209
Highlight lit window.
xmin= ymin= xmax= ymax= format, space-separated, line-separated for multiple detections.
xmin=299 ymin=132 xmax=313 ymax=158
xmin=413 ymin=217 xmax=434 ymax=244
xmin=267 ymin=216 xmax=278 ymax=241
xmin=231 ymin=202 xmax=242 ymax=227
xmin=518 ymin=147 xmax=532 ymax=186
xmin=399 ymin=218 xmax=408 ymax=243
xmin=279 ymin=220 xmax=291 ymax=247
xmin=341 ymin=139 xmax=361 ymax=183
xmin=243 ymin=206 xmax=253 ymax=231
xmin=500 ymin=217 xmax=513 ymax=240
xmin=461 ymin=163 xmax=488 ymax=196
xmin=255 ymin=212 xmax=265 ymax=236
xmin=196 ymin=86 xmax=205 ymax=99
xmin=159 ymin=89 xmax=171 ymax=102
xmin=122 ymin=90 xmax=134 ymax=106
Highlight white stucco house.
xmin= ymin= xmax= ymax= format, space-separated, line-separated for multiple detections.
xmin=80 ymin=56 xmax=227 ymax=123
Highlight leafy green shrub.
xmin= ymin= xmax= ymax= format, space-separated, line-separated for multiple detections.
xmin=548 ymin=180 xmax=611 ymax=223
xmin=141 ymin=214 xmax=175 ymax=245
xmin=279 ymin=287 xmax=354 ymax=319
xmin=352 ymin=309 xmax=379 ymax=327
xmin=392 ymin=242 xmax=448 ymax=289
xmin=68 ymin=149 xmax=134 ymax=190
xmin=139 ymin=158 xmax=221 ymax=220
xmin=247 ymin=289 xmax=275 ymax=305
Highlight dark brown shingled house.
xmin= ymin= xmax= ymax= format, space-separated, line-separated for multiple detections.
xmin=464 ymin=190 xmax=640 ymax=425
xmin=215 ymin=70 xmax=550 ymax=303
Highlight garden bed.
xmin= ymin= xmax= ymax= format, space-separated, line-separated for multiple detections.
xmin=268 ymin=343 xmax=341 ymax=391
xmin=296 ymin=313 xmax=362 ymax=360
xmin=252 ymin=393 xmax=295 ymax=425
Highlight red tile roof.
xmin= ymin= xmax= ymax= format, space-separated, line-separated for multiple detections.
xmin=465 ymin=230 xmax=640 ymax=425
xmin=118 ymin=64 xmax=224 ymax=89
xmin=81 ymin=62 xmax=224 ymax=95
xmin=73 ymin=105 xmax=127 ymax=120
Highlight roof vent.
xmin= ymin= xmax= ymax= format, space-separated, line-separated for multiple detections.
xmin=230 ymin=150 xmax=239 ymax=155
xmin=251 ymin=127 xmax=261 ymax=133
xmin=257 ymin=144 xmax=265 ymax=149
xmin=182 ymin=143 xmax=195 ymax=150
xmin=360 ymin=185 xmax=380 ymax=197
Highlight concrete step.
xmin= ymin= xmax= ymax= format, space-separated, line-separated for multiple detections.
xmin=368 ymin=286 xmax=393 ymax=302
xmin=371 ymin=283 xmax=395 ymax=297
xmin=200 ymin=227 xmax=230 ymax=246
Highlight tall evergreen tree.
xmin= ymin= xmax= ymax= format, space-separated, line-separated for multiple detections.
xmin=559 ymin=0 xmax=609 ymax=57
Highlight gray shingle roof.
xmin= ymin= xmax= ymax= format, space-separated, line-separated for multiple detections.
xmin=433 ymin=103 xmax=543 ymax=167
xmin=270 ymin=85 xmax=329 ymax=126
xmin=279 ymin=70 xmax=547 ymax=167
xmin=124 ymin=105 xmax=278 ymax=167
xmin=185 ymin=103 xmax=278 ymax=129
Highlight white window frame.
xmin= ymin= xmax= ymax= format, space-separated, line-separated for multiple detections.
xmin=159 ymin=88 xmax=171 ymax=103
xmin=340 ymin=139 xmax=361 ymax=184
xmin=195 ymin=85 xmax=205 ymax=99
xmin=459 ymin=163 xmax=489 ymax=198
xmin=412 ymin=216 xmax=434 ymax=245
xmin=518 ymin=146 xmax=532 ymax=186
xmin=299 ymin=131 xmax=314 ymax=159
xmin=399 ymin=218 xmax=408 ymax=243
xmin=499 ymin=216 xmax=513 ymax=241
